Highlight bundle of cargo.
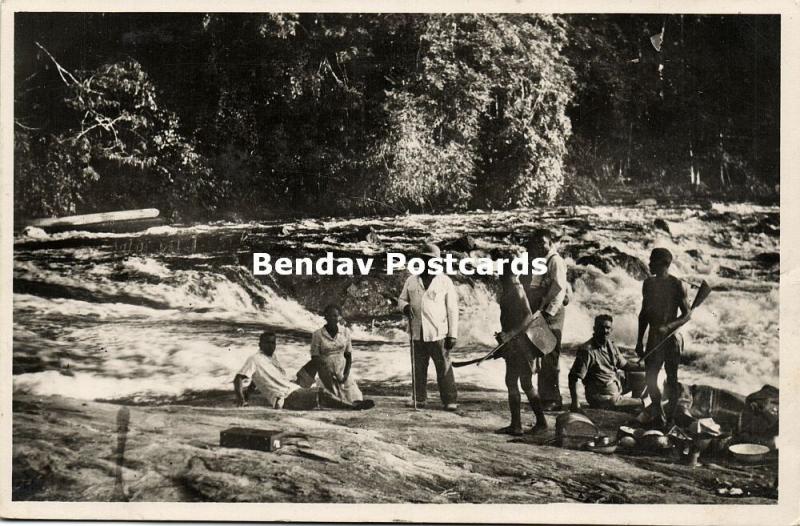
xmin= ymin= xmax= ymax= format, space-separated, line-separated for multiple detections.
xmin=737 ymin=385 xmax=778 ymax=448
xmin=671 ymin=383 xmax=745 ymax=430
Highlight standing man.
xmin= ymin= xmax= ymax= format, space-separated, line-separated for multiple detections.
xmin=397 ymin=242 xmax=459 ymax=411
xmin=635 ymin=248 xmax=691 ymax=428
xmin=494 ymin=256 xmax=547 ymax=435
xmin=522 ymin=229 xmax=568 ymax=411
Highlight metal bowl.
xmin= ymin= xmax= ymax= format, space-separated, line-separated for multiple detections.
xmin=559 ymin=435 xmax=595 ymax=449
xmin=597 ymin=435 xmax=612 ymax=446
xmin=728 ymin=443 xmax=770 ymax=463
xmin=617 ymin=426 xmax=636 ymax=439
xmin=585 ymin=442 xmax=618 ymax=455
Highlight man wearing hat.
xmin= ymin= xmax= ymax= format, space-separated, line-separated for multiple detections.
xmin=397 ymin=242 xmax=460 ymax=410
xmin=522 ymin=228 xmax=568 ymax=411
xmin=635 ymin=247 xmax=692 ymax=428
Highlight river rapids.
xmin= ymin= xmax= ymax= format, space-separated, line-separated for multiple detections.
xmin=12 ymin=203 xmax=779 ymax=403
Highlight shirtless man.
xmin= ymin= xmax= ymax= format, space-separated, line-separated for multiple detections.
xmin=494 ymin=258 xmax=547 ymax=435
xmin=634 ymin=248 xmax=691 ymax=428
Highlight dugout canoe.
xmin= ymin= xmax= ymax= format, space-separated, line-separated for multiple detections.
xmin=25 ymin=209 xmax=164 ymax=233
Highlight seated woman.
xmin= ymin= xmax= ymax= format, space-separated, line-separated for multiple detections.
xmin=234 ymin=330 xmax=368 ymax=410
xmin=310 ymin=304 xmax=373 ymax=409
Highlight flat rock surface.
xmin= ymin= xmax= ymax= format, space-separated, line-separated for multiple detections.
xmin=12 ymin=391 xmax=778 ymax=503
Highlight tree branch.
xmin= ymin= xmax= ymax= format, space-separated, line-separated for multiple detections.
xmin=14 ymin=119 xmax=41 ymax=131
xmin=35 ymin=42 xmax=81 ymax=86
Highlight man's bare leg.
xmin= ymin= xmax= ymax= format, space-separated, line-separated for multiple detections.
xmin=521 ymin=371 xmax=547 ymax=433
xmin=497 ymin=367 xmax=523 ymax=435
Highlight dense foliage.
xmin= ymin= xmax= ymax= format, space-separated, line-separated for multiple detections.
xmin=563 ymin=15 xmax=779 ymax=196
xmin=13 ymin=13 xmax=779 ymax=219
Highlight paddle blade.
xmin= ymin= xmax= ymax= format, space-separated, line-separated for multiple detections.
xmin=523 ymin=314 xmax=557 ymax=355
xmin=690 ymin=280 xmax=712 ymax=309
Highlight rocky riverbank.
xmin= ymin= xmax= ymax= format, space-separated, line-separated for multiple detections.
xmin=12 ymin=388 xmax=777 ymax=503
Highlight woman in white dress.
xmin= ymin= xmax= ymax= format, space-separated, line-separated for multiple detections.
xmin=310 ymin=304 xmax=366 ymax=406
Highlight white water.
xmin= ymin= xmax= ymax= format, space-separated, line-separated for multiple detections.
xmin=13 ymin=204 xmax=779 ymax=402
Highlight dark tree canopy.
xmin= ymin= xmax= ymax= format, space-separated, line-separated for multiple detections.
xmin=13 ymin=13 xmax=779 ymax=220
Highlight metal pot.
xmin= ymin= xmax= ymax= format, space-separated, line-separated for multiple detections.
xmin=626 ymin=370 xmax=647 ymax=397
xmin=641 ymin=430 xmax=670 ymax=450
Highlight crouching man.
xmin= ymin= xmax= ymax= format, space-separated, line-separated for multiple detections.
xmin=234 ymin=331 xmax=373 ymax=410
xmin=568 ymin=315 xmax=639 ymax=410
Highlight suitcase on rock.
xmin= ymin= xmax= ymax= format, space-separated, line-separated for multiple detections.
xmin=220 ymin=427 xmax=287 ymax=452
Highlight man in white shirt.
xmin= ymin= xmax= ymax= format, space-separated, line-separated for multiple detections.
xmin=522 ymin=229 xmax=568 ymax=411
xmin=397 ymin=243 xmax=459 ymax=410
xmin=234 ymin=331 xmax=372 ymax=410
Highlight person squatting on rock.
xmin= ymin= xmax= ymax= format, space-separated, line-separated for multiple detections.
xmin=309 ymin=304 xmax=373 ymax=409
xmin=521 ymin=229 xmax=569 ymax=411
xmin=493 ymin=256 xmax=548 ymax=436
xmin=397 ymin=242 xmax=460 ymax=411
xmin=569 ymin=314 xmax=640 ymax=410
xmin=635 ymin=247 xmax=692 ymax=428
xmin=233 ymin=331 xmax=370 ymax=410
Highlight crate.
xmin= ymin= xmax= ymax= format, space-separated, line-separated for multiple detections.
xmin=220 ymin=427 xmax=287 ymax=452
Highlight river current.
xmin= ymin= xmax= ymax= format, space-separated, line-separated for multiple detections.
xmin=12 ymin=203 xmax=779 ymax=403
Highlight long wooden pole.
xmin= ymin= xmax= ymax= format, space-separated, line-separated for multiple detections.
xmin=409 ymin=318 xmax=417 ymax=410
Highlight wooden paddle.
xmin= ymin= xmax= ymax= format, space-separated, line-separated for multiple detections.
xmin=453 ymin=312 xmax=556 ymax=368
xmin=637 ymin=280 xmax=712 ymax=364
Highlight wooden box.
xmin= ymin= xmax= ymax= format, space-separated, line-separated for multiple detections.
xmin=220 ymin=427 xmax=287 ymax=452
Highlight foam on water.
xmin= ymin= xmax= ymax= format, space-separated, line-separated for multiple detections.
xmin=13 ymin=204 xmax=779 ymax=401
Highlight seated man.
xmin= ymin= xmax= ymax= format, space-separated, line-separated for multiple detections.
xmin=233 ymin=331 xmax=373 ymax=410
xmin=568 ymin=314 xmax=639 ymax=410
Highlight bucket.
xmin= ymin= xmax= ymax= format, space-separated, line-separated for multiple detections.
xmin=626 ymin=371 xmax=647 ymax=397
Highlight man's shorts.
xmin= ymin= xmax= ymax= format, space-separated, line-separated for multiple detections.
xmin=644 ymin=333 xmax=684 ymax=376
xmin=503 ymin=337 xmax=541 ymax=375
xmin=585 ymin=371 xmax=630 ymax=408
xmin=586 ymin=391 xmax=623 ymax=409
